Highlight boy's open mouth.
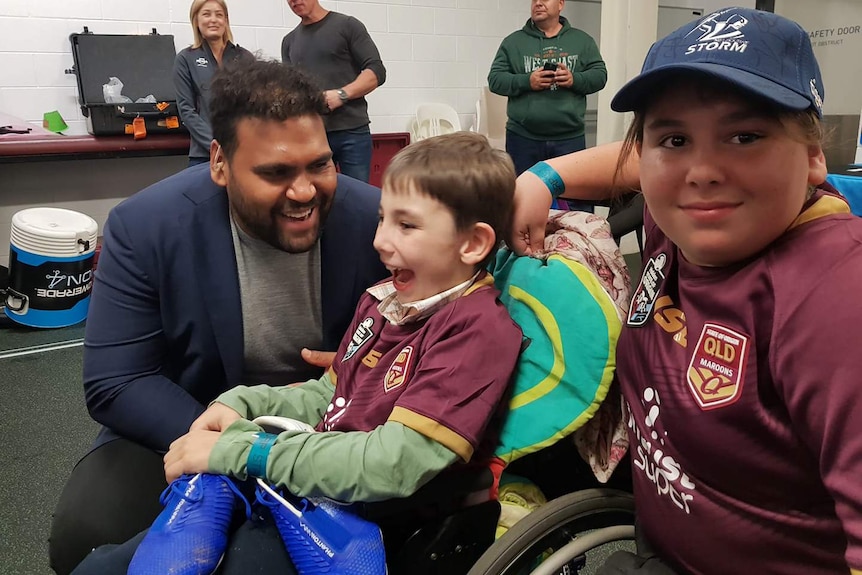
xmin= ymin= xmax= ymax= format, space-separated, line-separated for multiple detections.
xmin=392 ymin=268 xmax=414 ymax=291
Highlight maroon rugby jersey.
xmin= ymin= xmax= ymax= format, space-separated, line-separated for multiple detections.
xmin=321 ymin=280 xmax=522 ymax=463
xmin=619 ymin=190 xmax=862 ymax=574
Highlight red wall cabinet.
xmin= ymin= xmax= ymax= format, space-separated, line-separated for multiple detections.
xmin=369 ymin=132 xmax=411 ymax=188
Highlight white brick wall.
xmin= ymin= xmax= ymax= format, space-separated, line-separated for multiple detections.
xmin=0 ymin=1 xmax=730 ymax=265
xmin=0 ymin=0 xmax=552 ymax=268
xmin=0 ymin=0 xmax=746 ymax=134
xmin=0 ymin=0 xmax=641 ymax=137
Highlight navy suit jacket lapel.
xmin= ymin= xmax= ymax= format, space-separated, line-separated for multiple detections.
xmin=188 ymin=184 xmax=243 ymax=386
xmin=320 ymin=189 xmax=359 ymax=349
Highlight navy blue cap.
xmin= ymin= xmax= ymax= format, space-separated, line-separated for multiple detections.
xmin=611 ymin=7 xmax=824 ymax=117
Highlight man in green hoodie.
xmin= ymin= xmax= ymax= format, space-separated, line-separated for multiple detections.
xmin=488 ymin=0 xmax=606 ymax=211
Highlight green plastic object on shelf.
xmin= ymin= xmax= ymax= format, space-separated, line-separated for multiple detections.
xmin=42 ymin=110 xmax=69 ymax=134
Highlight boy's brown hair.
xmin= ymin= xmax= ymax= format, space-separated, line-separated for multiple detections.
xmin=382 ymin=132 xmax=516 ymax=268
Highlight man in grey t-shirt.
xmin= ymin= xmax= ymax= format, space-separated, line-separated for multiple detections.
xmin=282 ymin=0 xmax=386 ymax=183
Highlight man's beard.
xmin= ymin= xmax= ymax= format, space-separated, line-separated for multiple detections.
xmin=228 ymin=177 xmax=332 ymax=253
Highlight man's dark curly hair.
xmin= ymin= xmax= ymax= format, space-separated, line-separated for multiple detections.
xmin=209 ymin=58 xmax=329 ymax=158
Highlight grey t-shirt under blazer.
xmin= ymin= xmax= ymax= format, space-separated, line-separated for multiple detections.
xmin=230 ymin=214 xmax=323 ymax=386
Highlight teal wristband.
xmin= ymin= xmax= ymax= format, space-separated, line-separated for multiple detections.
xmin=247 ymin=432 xmax=278 ymax=478
xmin=528 ymin=161 xmax=566 ymax=199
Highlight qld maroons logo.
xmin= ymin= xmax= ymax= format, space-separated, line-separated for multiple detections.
xmin=384 ymin=345 xmax=414 ymax=393
xmin=686 ymin=323 xmax=749 ymax=410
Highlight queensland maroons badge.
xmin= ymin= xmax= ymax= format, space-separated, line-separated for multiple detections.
xmin=384 ymin=345 xmax=414 ymax=393
xmin=687 ymin=323 xmax=748 ymax=410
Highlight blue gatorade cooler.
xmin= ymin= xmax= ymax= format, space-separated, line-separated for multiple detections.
xmin=4 ymin=208 xmax=98 ymax=328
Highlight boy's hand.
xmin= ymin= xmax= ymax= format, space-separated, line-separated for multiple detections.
xmin=301 ymin=348 xmax=336 ymax=368
xmin=189 ymin=402 xmax=242 ymax=433
xmin=509 ymin=169 xmax=552 ymax=255
xmin=164 ymin=429 xmax=221 ymax=483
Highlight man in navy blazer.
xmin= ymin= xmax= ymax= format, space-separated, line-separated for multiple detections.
xmin=50 ymin=60 xmax=387 ymax=575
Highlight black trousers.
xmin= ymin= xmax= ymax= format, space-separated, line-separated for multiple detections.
xmin=69 ymin=509 xmax=296 ymax=575
xmin=49 ymin=438 xmax=167 ymax=575
xmin=53 ymin=438 xmax=297 ymax=574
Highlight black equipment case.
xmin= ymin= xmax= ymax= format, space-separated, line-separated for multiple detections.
xmin=69 ymin=29 xmax=187 ymax=136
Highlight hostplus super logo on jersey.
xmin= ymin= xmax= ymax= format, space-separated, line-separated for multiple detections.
xmin=684 ymin=9 xmax=749 ymax=55
xmin=627 ymin=388 xmax=697 ymax=514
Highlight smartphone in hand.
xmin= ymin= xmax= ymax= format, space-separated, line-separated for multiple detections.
xmin=543 ymin=61 xmax=558 ymax=71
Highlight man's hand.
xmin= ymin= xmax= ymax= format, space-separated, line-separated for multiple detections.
xmin=189 ymin=402 xmax=242 ymax=433
xmin=553 ymin=62 xmax=574 ymax=89
xmin=529 ymin=69 xmax=556 ymax=91
xmin=164 ymin=429 xmax=222 ymax=483
xmin=301 ymin=348 xmax=336 ymax=368
xmin=323 ymin=90 xmax=344 ymax=111
xmin=509 ymin=170 xmax=553 ymax=255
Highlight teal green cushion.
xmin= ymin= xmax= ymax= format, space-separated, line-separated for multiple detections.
xmin=491 ymin=249 xmax=622 ymax=464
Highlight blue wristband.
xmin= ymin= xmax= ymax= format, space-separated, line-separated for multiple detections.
xmin=247 ymin=432 xmax=278 ymax=478
xmin=528 ymin=161 xmax=566 ymax=199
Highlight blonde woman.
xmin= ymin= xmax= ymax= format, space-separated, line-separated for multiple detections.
xmin=174 ymin=0 xmax=252 ymax=166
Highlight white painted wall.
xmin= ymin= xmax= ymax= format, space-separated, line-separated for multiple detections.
xmin=0 ymin=156 xmax=187 ymax=268
xmin=0 ymin=0 xmax=566 ymax=269
xmin=0 ymin=0 xmax=755 ymax=267
xmin=0 ymin=0 xmax=553 ymax=136
xmin=0 ymin=0 xmax=755 ymax=137
xmin=775 ymin=0 xmax=862 ymax=116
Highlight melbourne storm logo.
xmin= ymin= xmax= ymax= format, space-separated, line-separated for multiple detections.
xmin=684 ymin=9 xmax=749 ymax=55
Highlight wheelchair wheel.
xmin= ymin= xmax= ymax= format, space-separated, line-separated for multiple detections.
xmin=467 ymin=488 xmax=635 ymax=575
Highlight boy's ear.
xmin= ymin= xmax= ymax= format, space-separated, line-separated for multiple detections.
xmin=807 ymin=145 xmax=828 ymax=186
xmin=459 ymin=222 xmax=496 ymax=266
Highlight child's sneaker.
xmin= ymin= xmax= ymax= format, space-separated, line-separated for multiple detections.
xmin=255 ymin=479 xmax=387 ymax=575
xmin=128 ymin=472 xmax=250 ymax=575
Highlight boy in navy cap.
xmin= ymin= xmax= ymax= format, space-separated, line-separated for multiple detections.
xmin=512 ymin=7 xmax=862 ymax=575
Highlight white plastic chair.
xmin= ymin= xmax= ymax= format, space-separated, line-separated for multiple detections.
xmin=475 ymin=87 xmax=507 ymax=150
xmin=411 ymin=103 xmax=462 ymax=141
xmin=407 ymin=116 xmax=427 ymax=143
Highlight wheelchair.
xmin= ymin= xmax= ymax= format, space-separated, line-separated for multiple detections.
xmin=366 ymin=439 xmax=636 ymax=575
xmin=468 ymin=488 xmax=635 ymax=575
xmin=363 ymin=210 xmax=639 ymax=575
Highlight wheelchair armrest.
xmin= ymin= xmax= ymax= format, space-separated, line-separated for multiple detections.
xmin=360 ymin=465 xmax=495 ymax=523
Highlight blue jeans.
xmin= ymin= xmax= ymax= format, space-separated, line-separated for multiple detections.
xmin=188 ymin=156 xmax=209 ymax=168
xmin=506 ymin=130 xmax=593 ymax=212
xmin=327 ymin=126 xmax=373 ymax=183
